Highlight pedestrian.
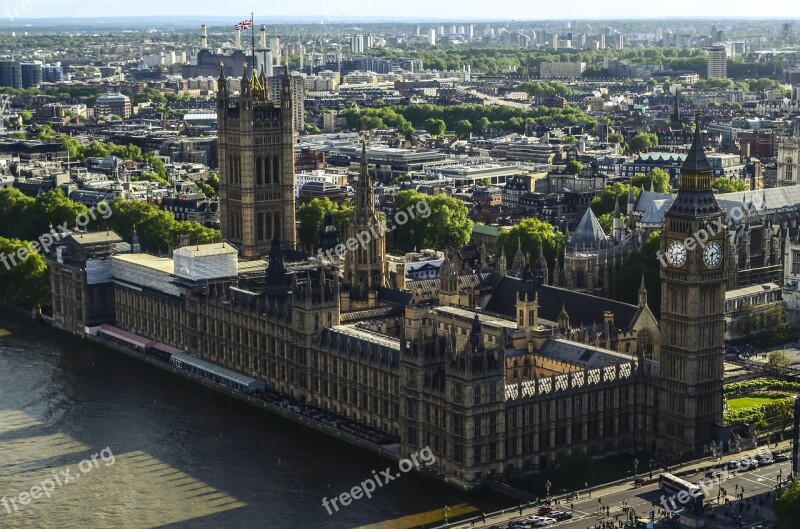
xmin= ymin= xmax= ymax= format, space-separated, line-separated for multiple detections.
xmin=482 ymin=512 xmax=486 ymax=524
xmin=519 ymin=506 xmax=523 ymax=516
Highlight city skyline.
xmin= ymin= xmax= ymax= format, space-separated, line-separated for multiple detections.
xmin=4 ymin=0 xmax=800 ymax=22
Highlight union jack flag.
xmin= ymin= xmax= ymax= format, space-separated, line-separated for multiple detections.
xmin=235 ymin=19 xmax=252 ymax=30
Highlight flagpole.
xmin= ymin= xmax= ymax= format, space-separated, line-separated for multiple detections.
xmin=251 ymin=12 xmax=256 ymax=72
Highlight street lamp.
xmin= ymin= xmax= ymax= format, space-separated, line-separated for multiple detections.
xmin=546 ymin=480 xmax=552 ymax=499
xmin=444 ymin=505 xmax=449 ymax=525
xmin=634 ymin=458 xmax=639 ymax=478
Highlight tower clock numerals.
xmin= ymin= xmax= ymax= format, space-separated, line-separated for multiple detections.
xmin=666 ymin=240 xmax=687 ymax=268
xmin=703 ymin=241 xmax=723 ymax=269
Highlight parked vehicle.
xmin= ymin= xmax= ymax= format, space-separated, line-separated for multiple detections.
xmin=756 ymin=454 xmax=774 ymax=466
xmin=537 ymin=506 xmax=553 ymax=515
xmin=739 ymin=457 xmax=759 ymax=470
xmin=549 ymin=511 xmax=572 ymax=521
xmin=725 ymin=460 xmax=740 ymax=471
xmin=773 ymin=451 xmax=789 ymax=462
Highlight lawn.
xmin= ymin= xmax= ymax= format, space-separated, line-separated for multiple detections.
xmin=727 ymin=394 xmax=790 ymax=412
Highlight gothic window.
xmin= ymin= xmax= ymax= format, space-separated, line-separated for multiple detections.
xmin=265 ymin=213 xmax=272 ymax=240
xmin=474 ymin=385 xmax=482 ymax=405
xmin=273 ymin=155 xmax=281 ymax=184
xmin=257 ymin=212 xmax=264 ymax=241
xmin=637 ymin=330 xmax=654 ymax=360
xmin=256 ymin=157 xmax=263 ymax=185
xmin=273 ymin=212 xmax=281 ymax=240
xmin=787 ymin=157 xmax=794 ymax=182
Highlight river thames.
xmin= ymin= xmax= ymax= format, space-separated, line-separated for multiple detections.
xmin=0 ymin=313 xmax=509 ymax=529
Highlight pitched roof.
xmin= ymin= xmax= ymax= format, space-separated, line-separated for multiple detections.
xmin=568 ymin=208 xmax=607 ymax=249
xmin=483 ymin=276 xmax=639 ymax=330
xmin=682 ymin=125 xmax=712 ymax=173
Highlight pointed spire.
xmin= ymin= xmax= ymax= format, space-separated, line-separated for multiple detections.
xmin=614 ymin=196 xmax=621 ymax=218
xmin=682 ymin=115 xmax=711 ymax=173
xmin=638 ymin=274 xmax=648 ymax=307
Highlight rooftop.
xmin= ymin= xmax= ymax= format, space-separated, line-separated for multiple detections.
xmin=113 ymin=253 xmax=175 ymax=275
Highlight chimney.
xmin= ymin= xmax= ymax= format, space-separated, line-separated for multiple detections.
xmin=201 ymin=24 xmax=208 ymax=49
xmin=235 ymin=29 xmax=241 ymax=49
xmin=260 ymin=25 xmax=267 ymax=49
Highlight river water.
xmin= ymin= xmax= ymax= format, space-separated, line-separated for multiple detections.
xmin=0 ymin=313 xmax=508 ymax=529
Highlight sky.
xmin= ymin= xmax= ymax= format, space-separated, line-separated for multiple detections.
xmin=6 ymin=0 xmax=800 ymax=21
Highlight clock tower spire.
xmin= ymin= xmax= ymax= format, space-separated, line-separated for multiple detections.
xmin=659 ymin=119 xmax=727 ymax=458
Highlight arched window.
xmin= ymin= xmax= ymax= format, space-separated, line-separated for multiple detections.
xmin=273 ymin=212 xmax=281 ymax=241
xmin=273 ymin=155 xmax=281 ymax=184
xmin=637 ymin=330 xmax=654 ymax=360
xmin=787 ymin=157 xmax=794 ymax=183
xmin=257 ymin=211 xmax=264 ymax=241
xmin=255 ymin=157 xmax=263 ymax=185
xmin=264 ymin=212 xmax=272 ymax=240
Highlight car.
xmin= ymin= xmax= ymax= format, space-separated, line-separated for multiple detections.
xmin=773 ymin=451 xmax=789 ymax=462
xmin=526 ymin=516 xmax=545 ymax=524
xmin=550 ymin=511 xmax=573 ymax=521
xmin=537 ymin=518 xmax=557 ymax=526
xmin=740 ymin=457 xmax=759 ymax=470
xmin=725 ymin=460 xmax=740 ymax=471
xmin=537 ymin=506 xmax=553 ymax=515
xmin=756 ymin=454 xmax=774 ymax=466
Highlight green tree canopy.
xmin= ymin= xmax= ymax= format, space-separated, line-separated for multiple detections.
xmin=628 ymin=132 xmax=659 ymax=152
xmin=608 ymin=132 xmax=624 ymax=144
xmin=712 ymin=177 xmax=749 ymax=193
xmin=617 ymin=231 xmax=661 ymax=314
xmin=454 ymin=119 xmax=473 ymax=139
xmin=565 ymin=160 xmax=583 ymax=175
xmin=774 ymin=473 xmax=800 ymax=527
xmin=297 ymin=198 xmax=352 ymax=251
xmin=391 ymin=190 xmax=472 ymax=253
xmin=597 ymin=212 xmax=626 ymax=234
xmin=591 ymin=183 xmax=640 ymax=216
xmin=424 ymin=118 xmax=447 ymax=137
xmin=0 ymin=236 xmax=52 ymax=310
xmin=495 ymin=217 xmax=566 ymax=271
xmin=631 ymin=168 xmax=672 ymax=193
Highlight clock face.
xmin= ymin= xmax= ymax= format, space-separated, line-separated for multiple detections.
xmin=666 ymin=240 xmax=687 ymax=268
xmin=703 ymin=241 xmax=723 ymax=269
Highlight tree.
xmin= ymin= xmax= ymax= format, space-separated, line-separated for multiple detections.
xmin=19 ymin=110 xmax=33 ymax=124
xmin=712 ymin=177 xmax=749 ymax=193
xmin=631 ymin=168 xmax=672 ymax=193
xmin=0 ymin=236 xmax=52 ymax=310
xmin=767 ymin=350 xmax=792 ymax=374
xmin=617 ymin=232 xmax=662 ymax=314
xmin=608 ymin=132 xmax=624 ymax=144
xmin=297 ymin=198 xmax=352 ymax=251
xmin=597 ymin=212 xmax=626 ymax=233
xmin=591 ymin=183 xmax=640 ymax=216
xmin=424 ymin=118 xmax=446 ymax=137
xmin=628 ymin=132 xmax=659 ymax=152
xmin=495 ymin=217 xmax=566 ymax=271
xmin=774 ymin=478 xmax=800 ymax=528
xmin=391 ymin=190 xmax=472 ymax=253
xmin=454 ymin=119 xmax=473 ymax=139
xmin=561 ymin=135 xmax=577 ymax=144
xmin=565 ymin=160 xmax=583 ymax=175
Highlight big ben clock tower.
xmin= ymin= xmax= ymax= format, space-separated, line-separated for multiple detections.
xmin=659 ymin=122 xmax=727 ymax=458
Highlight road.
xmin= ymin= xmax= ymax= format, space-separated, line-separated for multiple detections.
xmin=447 ymin=456 xmax=793 ymax=529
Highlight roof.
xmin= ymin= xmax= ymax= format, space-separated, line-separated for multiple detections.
xmin=682 ymin=125 xmax=712 ymax=173
xmin=539 ymin=339 xmax=636 ymax=369
xmin=173 ymin=243 xmax=237 ymax=258
xmin=568 ymin=208 xmax=607 ymax=249
xmin=113 ymin=253 xmax=175 ymax=275
xmin=472 ymin=223 xmax=501 ymax=237
xmin=484 ymin=277 xmax=640 ymax=330
xmin=171 ymin=352 xmax=264 ymax=388
xmin=67 ymin=231 xmax=123 ymax=246
xmin=433 ymin=305 xmax=518 ymax=329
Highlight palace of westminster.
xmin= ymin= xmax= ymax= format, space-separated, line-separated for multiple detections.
xmin=45 ymin=64 xmax=800 ymax=489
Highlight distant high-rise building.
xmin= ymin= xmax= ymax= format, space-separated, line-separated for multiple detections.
xmin=708 ymin=45 xmax=727 ymax=79
xmin=95 ymin=92 xmax=131 ymax=119
xmin=268 ymin=74 xmax=305 ymax=133
xmin=614 ymin=33 xmax=624 ymax=50
xmin=0 ymin=60 xmax=22 ymax=88
xmin=429 ymin=29 xmax=436 ymax=46
xmin=415 ymin=25 xmax=421 ymax=37
xmin=350 ymin=35 xmax=364 ymax=54
xmin=468 ymin=24 xmax=474 ymax=39
xmin=42 ymin=63 xmax=64 ymax=83
xmin=20 ymin=62 xmax=42 ymax=88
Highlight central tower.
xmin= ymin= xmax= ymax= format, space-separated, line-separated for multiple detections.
xmin=217 ymin=64 xmax=296 ymax=260
xmin=659 ymin=123 xmax=727 ymax=457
